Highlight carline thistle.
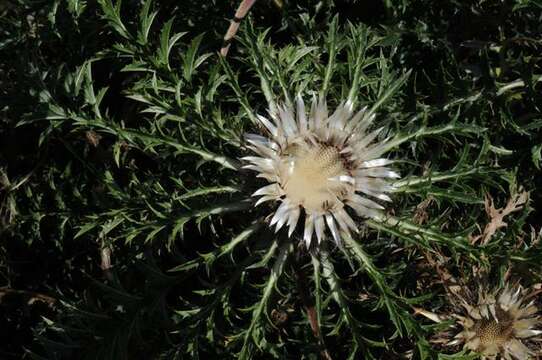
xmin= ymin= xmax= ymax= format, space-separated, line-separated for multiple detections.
xmin=243 ymin=96 xmax=399 ymax=248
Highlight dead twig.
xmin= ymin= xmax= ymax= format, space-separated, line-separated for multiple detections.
xmin=0 ymin=287 xmax=56 ymax=307
xmin=100 ymin=245 xmax=115 ymax=281
xmin=220 ymin=0 xmax=257 ymax=57
xmin=293 ymin=254 xmax=333 ymax=360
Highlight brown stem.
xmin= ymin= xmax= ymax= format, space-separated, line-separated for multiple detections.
xmin=0 ymin=287 xmax=56 ymax=306
xmin=294 ymin=254 xmax=333 ymax=360
xmin=100 ymin=245 xmax=115 ymax=282
xmin=220 ymin=0 xmax=257 ymax=57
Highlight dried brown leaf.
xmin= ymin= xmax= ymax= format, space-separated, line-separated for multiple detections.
xmin=413 ymin=196 xmax=434 ymax=225
xmin=471 ymin=191 xmax=529 ymax=245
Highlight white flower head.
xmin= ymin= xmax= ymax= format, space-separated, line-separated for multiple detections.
xmin=242 ymin=96 xmax=399 ymax=248
xmin=450 ymin=285 xmax=542 ymax=359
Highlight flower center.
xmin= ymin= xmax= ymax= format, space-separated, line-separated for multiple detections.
xmin=476 ymin=318 xmax=514 ymax=349
xmin=280 ymin=143 xmax=349 ymax=212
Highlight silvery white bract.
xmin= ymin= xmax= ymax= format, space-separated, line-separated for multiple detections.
xmin=242 ymin=96 xmax=399 ymax=248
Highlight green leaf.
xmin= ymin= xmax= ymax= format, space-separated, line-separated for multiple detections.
xmin=369 ymin=69 xmax=411 ymax=115
xmin=532 ymin=144 xmax=542 ymax=170
xmin=158 ymin=18 xmax=186 ymax=69
xmin=183 ymin=33 xmax=208 ymax=82
xmin=137 ymin=0 xmax=158 ymax=45
xmin=74 ymin=223 xmax=98 ymax=239
xmin=98 ymin=0 xmax=131 ymax=39
xmin=238 ymin=241 xmax=292 ymax=360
